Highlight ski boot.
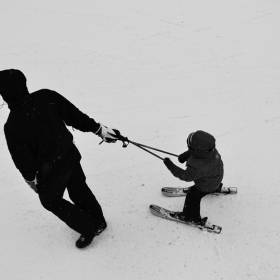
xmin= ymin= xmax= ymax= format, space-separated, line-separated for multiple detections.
xmin=170 ymin=212 xmax=208 ymax=226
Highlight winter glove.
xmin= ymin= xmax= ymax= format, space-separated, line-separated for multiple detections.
xmin=178 ymin=150 xmax=191 ymax=163
xmin=164 ymin=158 xmax=173 ymax=168
xmin=25 ymin=177 xmax=39 ymax=193
xmin=95 ymin=123 xmax=121 ymax=143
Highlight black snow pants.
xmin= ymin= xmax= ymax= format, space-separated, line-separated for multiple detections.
xmin=39 ymin=162 xmax=106 ymax=235
xmin=182 ymin=186 xmax=210 ymax=222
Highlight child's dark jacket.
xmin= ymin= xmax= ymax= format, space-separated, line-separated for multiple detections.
xmin=165 ymin=149 xmax=224 ymax=193
xmin=4 ymin=89 xmax=99 ymax=189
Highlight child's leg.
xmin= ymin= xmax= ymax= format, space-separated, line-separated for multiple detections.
xmin=182 ymin=186 xmax=208 ymax=222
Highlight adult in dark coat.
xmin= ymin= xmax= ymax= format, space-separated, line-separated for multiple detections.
xmin=0 ymin=69 xmax=121 ymax=249
xmin=164 ymin=130 xmax=224 ymax=224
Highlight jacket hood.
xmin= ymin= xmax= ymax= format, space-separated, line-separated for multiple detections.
xmin=0 ymin=69 xmax=29 ymax=108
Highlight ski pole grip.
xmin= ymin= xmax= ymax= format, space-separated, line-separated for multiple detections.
xmin=117 ymin=134 xmax=129 ymax=142
xmin=116 ymin=133 xmax=129 ymax=147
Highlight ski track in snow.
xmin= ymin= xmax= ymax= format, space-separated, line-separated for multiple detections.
xmin=1 ymin=1 xmax=280 ymax=279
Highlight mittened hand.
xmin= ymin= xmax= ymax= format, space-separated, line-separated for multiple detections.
xmin=96 ymin=123 xmax=120 ymax=143
xmin=178 ymin=150 xmax=191 ymax=163
xmin=164 ymin=158 xmax=173 ymax=167
xmin=25 ymin=177 xmax=39 ymax=193
xmin=105 ymin=127 xmax=121 ymax=143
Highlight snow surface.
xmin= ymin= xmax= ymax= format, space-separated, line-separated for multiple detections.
xmin=1 ymin=0 xmax=280 ymax=279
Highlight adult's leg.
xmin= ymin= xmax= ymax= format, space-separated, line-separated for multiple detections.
xmin=67 ymin=162 xmax=106 ymax=224
xmin=39 ymin=168 xmax=101 ymax=235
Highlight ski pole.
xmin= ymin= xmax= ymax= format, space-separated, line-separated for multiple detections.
xmin=130 ymin=141 xmax=164 ymax=161
xmin=101 ymin=132 xmax=178 ymax=160
xmin=129 ymin=140 xmax=178 ymax=158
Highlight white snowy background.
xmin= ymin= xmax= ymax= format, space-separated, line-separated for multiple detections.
xmin=1 ymin=0 xmax=280 ymax=279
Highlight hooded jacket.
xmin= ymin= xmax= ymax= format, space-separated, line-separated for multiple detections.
xmin=1 ymin=70 xmax=100 ymax=188
xmin=165 ymin=131 xmax=224 ymax=193
xmin=165 ymin=149 xmax=224 ymax=192
xmin=4 ymin=89 xmax=100 ymax=184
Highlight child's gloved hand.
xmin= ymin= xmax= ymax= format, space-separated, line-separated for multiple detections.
xmin=164 ymin=158 xmax=173 ymax=167
xmin=178 ymin=150 xmax=191 ymax=163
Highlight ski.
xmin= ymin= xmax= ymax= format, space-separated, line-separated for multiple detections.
xmin=149 ymin=205 xmax=222 ymax=234
xmin=161 ymin=184 xmax=237 ymax=197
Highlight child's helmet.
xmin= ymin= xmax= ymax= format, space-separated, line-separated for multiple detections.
xmin=187 ymin=130 xmax=215 ymax=154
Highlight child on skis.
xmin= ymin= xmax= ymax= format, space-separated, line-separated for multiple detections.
xmin=163 ymin=130 xmax=224 ymax=226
